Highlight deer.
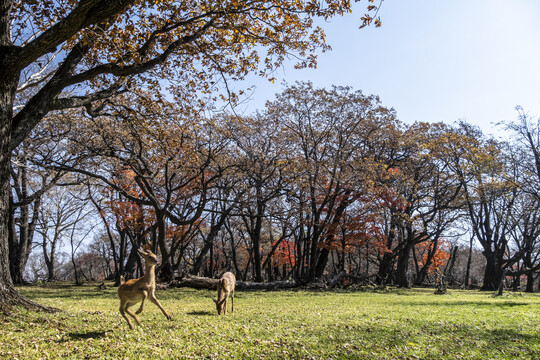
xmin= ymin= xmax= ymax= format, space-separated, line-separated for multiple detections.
xmin=118 ymin=244 xmax=171 ymax=329
xmin=212 ymin=272 xmax=236 ymax=315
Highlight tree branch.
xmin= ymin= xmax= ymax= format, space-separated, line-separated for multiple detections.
xmin=49 ymin=85 xmax=125 ymax=112
xmin=11 ymin=42 xmax=91 ymax=151
xmin=17 ymin=0 xmax=136 ymax=69
xmin=65 ymin=19 xmax=215 ymax=86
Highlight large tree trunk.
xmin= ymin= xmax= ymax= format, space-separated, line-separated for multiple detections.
xmin=0 ymin=28 xmax=53 ymax=312
xmin=376 ymin=213 xmax=399 ymax=286
xmin=314 ymin=248 xmax=330 ymax=279
xmin=525 ymin=272 xmax=535 ymax=293
xmin=376 ymin=251 xmax=394 ymax=285
xmin=395 ymin=240 xmax=414 ymax=288
xmin=0 ymin=42 xmax=24 ymax=310
xmin=481 ymin=250 xmax=500 ymax=291
xmin=523 ymin=251 xmax=535 ymax=293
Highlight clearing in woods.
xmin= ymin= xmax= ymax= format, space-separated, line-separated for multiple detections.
xmin=0 ymin=284 xmax=538 ymax=359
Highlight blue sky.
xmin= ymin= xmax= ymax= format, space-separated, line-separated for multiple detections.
xmin=235 ymin=0 xmax=540 ymax=136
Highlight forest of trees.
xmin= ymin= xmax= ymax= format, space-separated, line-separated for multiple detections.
xmin=10 ymin=82 xmax=540 ymax=295
xmin=1 ymin=1 xmax=539 ymax=313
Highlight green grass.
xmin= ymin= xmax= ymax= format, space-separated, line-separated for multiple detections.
xmin=0 ymin=284 xmax=538 ymax=359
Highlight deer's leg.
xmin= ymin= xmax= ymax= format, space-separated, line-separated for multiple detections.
xmin=135 ymin=290 xmax=148 ymax=314
xmin=231 ymin=290 xmax=234 ymax=313
xmin=120 ymin=300 xmax=134 ymax=330
xmin=148 ymin=293 xmax=171 ymax=320
xmin=125 ymin=302 xmax=141 ymax=326
xmin=223 ymin=296 xmax=228 ymax=314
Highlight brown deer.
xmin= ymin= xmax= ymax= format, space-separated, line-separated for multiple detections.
xmin=118 ymin=245 xmax=171 ymax=329
xmin=212 ymin=272 xmax=236 ymax=315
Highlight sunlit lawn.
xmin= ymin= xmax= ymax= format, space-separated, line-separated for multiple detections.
xmin=0 ymin=283 xmax=538 ymax=359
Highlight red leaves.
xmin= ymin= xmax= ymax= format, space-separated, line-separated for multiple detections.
xmin=272 ymin=239 xmax=296 ymax=267
xmin=416 ymin=240 xmax=451 ymax=275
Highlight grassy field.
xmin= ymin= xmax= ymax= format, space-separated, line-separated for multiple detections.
xmin=0 ymin=284 xmax=538 ymax=359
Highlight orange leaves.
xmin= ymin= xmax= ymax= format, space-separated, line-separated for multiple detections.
xmin=271 ymin=239 xmax=296 ymax=267
xmin=106 ymin=190 xmax=154 ymax=231
xmin=416 ymin=240 xmax=451 ymax=275
xmin=386 ymin=167 xmax=401 ymax=177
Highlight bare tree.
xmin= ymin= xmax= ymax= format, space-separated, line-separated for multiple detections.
xmin=35 ymin=186 xmax=90 ymax=281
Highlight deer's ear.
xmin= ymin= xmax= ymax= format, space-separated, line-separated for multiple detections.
xmin=211 ymin=297 xmax=218 ymax=304
xmin=142 ymin=243 xmax=152 ymax=252
xmin=138 ymin=249 xmax=148 ymax=257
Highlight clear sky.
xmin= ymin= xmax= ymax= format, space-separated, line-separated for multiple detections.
xmin=234 ymin=0 xmax=540 ymax=137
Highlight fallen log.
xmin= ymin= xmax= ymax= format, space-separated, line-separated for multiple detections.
xmin=169 ymin=274 xmax=298 ymax=290
xmin=236 ymin=280 xmax=298 ymax=290
xmin=170 ymin=275 xmax=219 ymax=289
xmin=328 ymin=270 xmax=374 ymax=288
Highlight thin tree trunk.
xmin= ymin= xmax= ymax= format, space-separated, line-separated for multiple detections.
xmin=464 ymin=234 xmax=474 ymax=288
xmin=444 ymin=245 xmax=458 ymax=285
xmin=191 ymin=211 xmax=228 ymax=275
xmin=89 ymin=193 xmax=120 ymax=283
xmin=497 ymin=268 xmax=507 ymax=296
xmin=415 ymin=239 xmax=439 ymax=286
xmin=252 ymin=196 xmax=264 ymax=282
xmin=155 ymin=212 xmax=173 ymax=281
xmin=225 ymin=222 xmax=242 ymax=280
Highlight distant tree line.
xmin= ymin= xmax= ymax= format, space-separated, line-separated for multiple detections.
xmin=10 ymin=83 xmax=540 ymax=292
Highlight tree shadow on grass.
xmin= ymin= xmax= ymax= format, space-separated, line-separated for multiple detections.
xmin=17 ymin=283 xmax=118 ymax=299
xmin=402 ymin=300 xmax=533 ymax=308
xmin=306 ymin=323 xmax=540 ymax=358
xmin=65 ymin=330 xmax=109 ymax=341
xmin=24 ymin=291 xmax=112 ymax=300
xmin=186 ymin=310 xmax=214 ymax=316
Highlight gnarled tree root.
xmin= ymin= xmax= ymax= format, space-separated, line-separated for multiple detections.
xmin=0 ymin=283 xmax=59 ymax=315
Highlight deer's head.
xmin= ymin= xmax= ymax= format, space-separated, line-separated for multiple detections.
xmin=212 ymin=297 xmax=226 ymax=315
xmin=138 ymin=244 xmax=158 ymax=266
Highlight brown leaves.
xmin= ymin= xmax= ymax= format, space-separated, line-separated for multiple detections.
xmin=359 ymin=0 xmax=383 ymax=29
xmin=13 ymin=0 xmax=362 ymax=111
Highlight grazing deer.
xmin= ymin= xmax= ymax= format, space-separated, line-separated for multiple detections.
xmin=212 ymin=272 xmax=236 ymax=315
xmin=118 ymin=245 xmax=171 ymax=329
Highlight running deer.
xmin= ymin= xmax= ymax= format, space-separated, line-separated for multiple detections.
xmin=118 ymin=245 xmax=171 ymax=329
xmin=212 ymin=272 xmax=236 ymax=315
